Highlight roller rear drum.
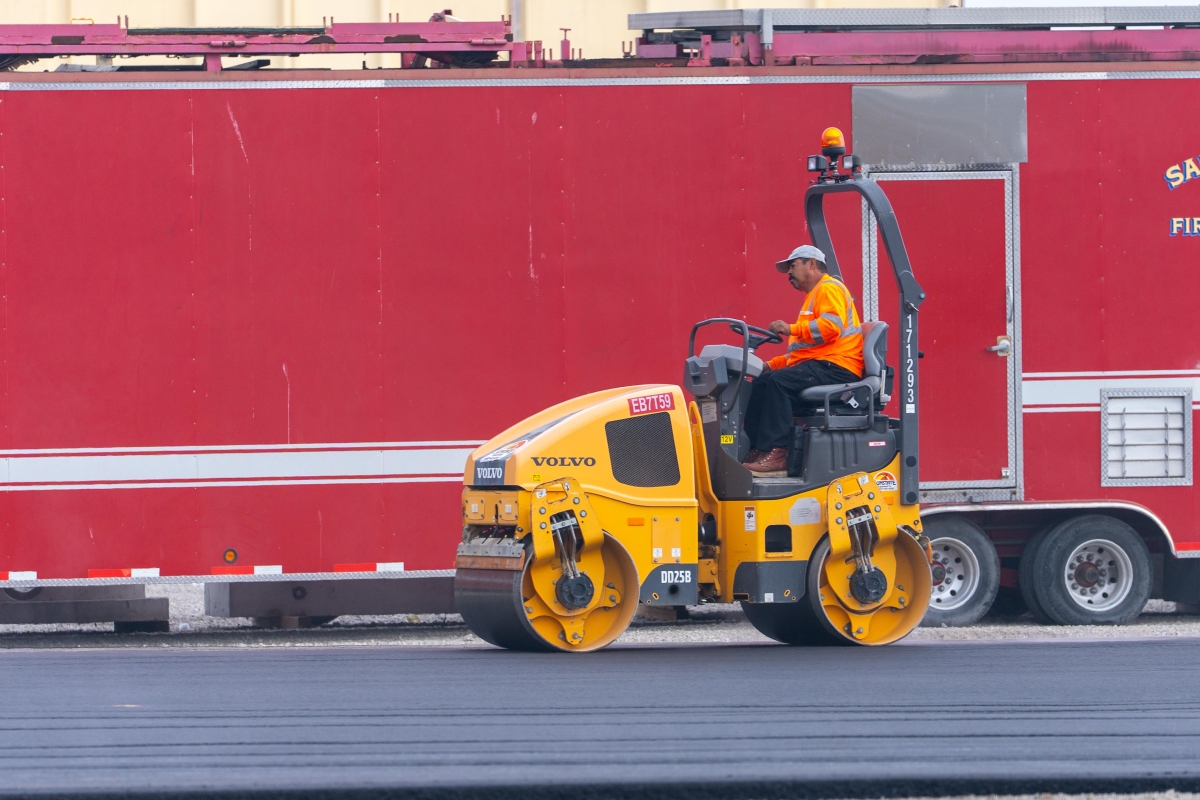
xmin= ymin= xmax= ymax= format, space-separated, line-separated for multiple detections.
xmin=743 ymin=532 xmax=931 ymax=646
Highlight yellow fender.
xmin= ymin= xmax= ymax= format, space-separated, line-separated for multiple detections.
xmin=822 ymin=472 xmax=929 ymax=643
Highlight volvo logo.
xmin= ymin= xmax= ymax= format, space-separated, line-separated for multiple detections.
xmin=475 ymin=467 xmax=505 ymax=480
xmin=530 ymin=457 xmax=596 ymax=467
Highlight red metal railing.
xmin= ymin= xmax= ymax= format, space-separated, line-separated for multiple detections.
xmin=0 ymin=15 xmax=536 ymax=71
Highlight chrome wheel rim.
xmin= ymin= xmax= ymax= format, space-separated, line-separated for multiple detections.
xmin=929 ymin=536 xmax=981 ymax=611
xmin=1063 ymin=538 xmax=1133 ymax=611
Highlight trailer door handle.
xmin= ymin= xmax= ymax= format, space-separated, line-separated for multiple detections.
xmin=986 ymin=335 xmax=1012 ymax=357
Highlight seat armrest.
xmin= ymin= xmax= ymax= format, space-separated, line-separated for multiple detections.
xmin=801 ymin=378 xmax=876 ymax=403
xmin=812 ymin=378 xmax=877 ymax=431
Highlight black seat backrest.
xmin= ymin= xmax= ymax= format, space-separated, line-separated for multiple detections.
xmin=860 ymin=320 xmax=888 ymax=383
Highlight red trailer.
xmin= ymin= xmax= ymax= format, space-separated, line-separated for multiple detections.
xmin=0 ymin=8 xmax=1199 ymax=627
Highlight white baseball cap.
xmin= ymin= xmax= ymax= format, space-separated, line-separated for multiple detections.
xmin=775 ymin=244 xmax=826 ymax=272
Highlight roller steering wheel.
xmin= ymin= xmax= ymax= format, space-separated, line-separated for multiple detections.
xmin=732 ymin=322 xmax=784 ymax=351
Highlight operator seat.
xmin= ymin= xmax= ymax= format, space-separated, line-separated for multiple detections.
xmin=783 ymin=320 xmax=894 ymax=480
xmin=793 ymin=320 xmax=891 ymax=427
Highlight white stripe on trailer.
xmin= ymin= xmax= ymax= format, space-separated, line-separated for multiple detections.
xmin=1023 ymin=373 xmax=1200 ymax=412
xmin=130 ymin=568 xmax=160 ymax=578
xmin=1025 ymin=370 xmax=1200 ymax=379
xmin=2 ymin=475 xmax=466 ymax=492
xmin=0 ymin=441 xmax=480 ymax=491
xmin=253 ymin=565 xmax=283 ymax=575
xmin=376 ymin=562 xmax=404 ymax=572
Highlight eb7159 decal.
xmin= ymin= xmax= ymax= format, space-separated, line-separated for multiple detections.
xmin=628 ymin=392 xmax=674 ymax=416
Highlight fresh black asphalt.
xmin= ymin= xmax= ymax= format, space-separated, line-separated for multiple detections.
xmin=4 ymin=637 xmax=1200 ymax=799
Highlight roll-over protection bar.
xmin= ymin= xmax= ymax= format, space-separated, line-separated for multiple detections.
xmin=804 ymin=176 xmax=926 ymax=505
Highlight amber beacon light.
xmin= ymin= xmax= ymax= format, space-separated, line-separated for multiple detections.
xmin=820 ymin=126 xmax=846 ymax=158
xmin=807 ymin=126 xmax=862 ymax=183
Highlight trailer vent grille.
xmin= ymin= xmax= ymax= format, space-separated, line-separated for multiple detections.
xmin=605 ymin=412 xmax=681 ymax=488
xmin=1101 ymin=388 xmax=1192 ymax=487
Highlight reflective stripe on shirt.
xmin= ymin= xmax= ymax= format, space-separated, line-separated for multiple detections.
xmin=808 ymin=320 xmax=824 ymax=344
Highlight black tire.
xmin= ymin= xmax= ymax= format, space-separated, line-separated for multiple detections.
xmin=741 ymin=537 xmax=849 ymax=646
xmin=1018 ymin=525 xmax=1055 ymax=624
xmin=920 ymin=516 xmax=999 ymax=627
xmin=1032 ymin=515 xmax=1151 ymax=626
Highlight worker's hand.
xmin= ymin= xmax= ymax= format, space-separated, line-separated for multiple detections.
xmin=760 ymin=363 xmax=772 ymax=373
xmin=768 ymin=320 xmax=790 ymax=337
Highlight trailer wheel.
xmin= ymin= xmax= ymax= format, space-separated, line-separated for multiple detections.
xmin=1032 ymin=515 xmax=1151 ymax=626
xmin=920 ymin=516 xmax=998 ymax=627
xmin=1018 ymin=525 xmax=1055 ymax=624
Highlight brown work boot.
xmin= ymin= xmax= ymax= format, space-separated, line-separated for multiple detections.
xmin=742 ymin=448 xmax=762 ymax=464
xmin=745 ymin=447 xmax=788 ymax=476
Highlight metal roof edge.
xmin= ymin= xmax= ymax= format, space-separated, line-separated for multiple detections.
xmin=4 ymin=66 xmax=1200 ymax=92
xmin=629 ymin=6 xmax=1200 ymax=31
xmin=628 ymin=10 xmax=761 ymax=31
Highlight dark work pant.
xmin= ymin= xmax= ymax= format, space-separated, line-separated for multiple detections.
xmin=743 ymin=360 xmax=862 ymax=451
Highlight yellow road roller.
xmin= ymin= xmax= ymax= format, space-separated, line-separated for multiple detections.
xmin=454 ymin=132 xmax=933 ymax=651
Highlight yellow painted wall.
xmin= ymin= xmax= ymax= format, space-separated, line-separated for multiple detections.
xmin=3 ymin=0 xmax=953 ymax=67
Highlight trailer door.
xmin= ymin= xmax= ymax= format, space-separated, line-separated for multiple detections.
xmin=866 ymin=170 xmax=1020 ymax=501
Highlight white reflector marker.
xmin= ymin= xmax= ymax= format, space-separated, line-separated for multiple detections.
xmin=334 ymin=562 xmax=405 ymax=573
xmin=88 ymin=567 xmax=160 ymax=578
xmin=210 ymin=564 xmax=283 ymax=575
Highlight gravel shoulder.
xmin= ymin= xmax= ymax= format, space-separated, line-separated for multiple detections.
xmin=2 ymin=584 xmax=1200 ymax=649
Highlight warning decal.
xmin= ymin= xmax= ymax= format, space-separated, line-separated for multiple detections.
xmin=789 ymin=497 xmax=822 ymax=525
xmin=874 ymin=471 xmax=898 ymax=492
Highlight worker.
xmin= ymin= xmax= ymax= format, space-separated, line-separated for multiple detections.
xmin=743 ymin=245 xmax=864 ymax=475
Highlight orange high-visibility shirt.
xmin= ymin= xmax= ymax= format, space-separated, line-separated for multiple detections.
xmin=766 ymin=273 xmax=864 ymax=376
